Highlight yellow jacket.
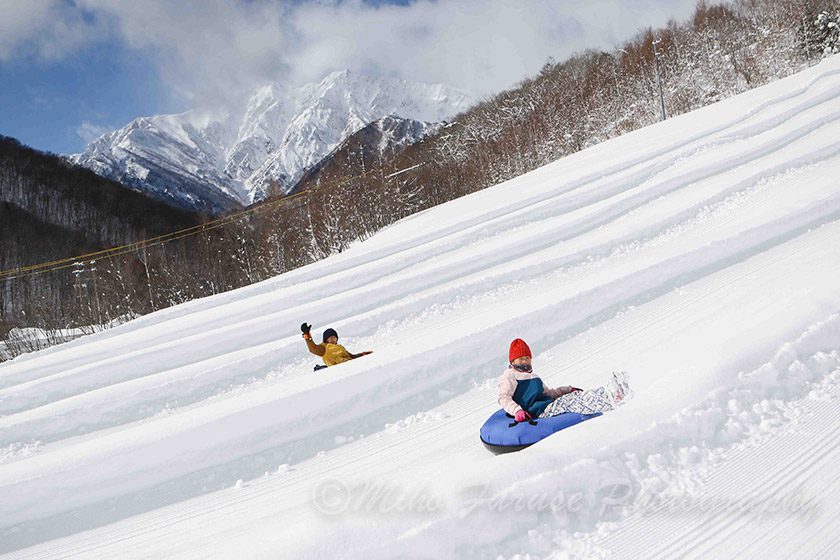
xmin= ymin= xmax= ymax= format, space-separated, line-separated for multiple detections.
xmin=305 ymin=337 xmax=355 ymax=366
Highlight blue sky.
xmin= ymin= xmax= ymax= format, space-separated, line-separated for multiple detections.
xmin=0 ymin=0 xmax=696 ymax=155
xmin=0 ymin=45 xmax=178 ymax=154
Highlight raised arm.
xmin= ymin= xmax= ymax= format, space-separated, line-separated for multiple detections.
xmin=301 ymin=323 xmax=326 ymax=357
xmin=305 ymin=337 xmax=326 ymax=357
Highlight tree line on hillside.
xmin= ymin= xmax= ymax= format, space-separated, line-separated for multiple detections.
xmin=1 ymin=0 xmax=838 ymax=360
xmin=0 ymin=136 xmax=199 ymax=356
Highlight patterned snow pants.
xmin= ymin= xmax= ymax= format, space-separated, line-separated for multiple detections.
xmin=539 ymin=386 xmax=615 ymax=418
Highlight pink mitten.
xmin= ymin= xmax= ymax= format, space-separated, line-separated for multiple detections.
xmin=514 ymin=409 xmax=532 ymax=423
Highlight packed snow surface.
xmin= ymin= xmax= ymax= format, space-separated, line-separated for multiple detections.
xmin=3 ymin=56 xmax=840 ymax=559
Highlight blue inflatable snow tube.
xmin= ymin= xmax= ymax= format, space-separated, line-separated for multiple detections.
xmin=480 ymin=408 xmax=601 ymax=454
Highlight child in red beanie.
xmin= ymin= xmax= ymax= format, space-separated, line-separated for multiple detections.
xmin=498 ymin=338 xmax=632 ymax=422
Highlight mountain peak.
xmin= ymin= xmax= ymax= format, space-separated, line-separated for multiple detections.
xmin=69 ymin=73 xmax=477 ymax=212
xmin=325 ymin=69 xmax=352 ymax=81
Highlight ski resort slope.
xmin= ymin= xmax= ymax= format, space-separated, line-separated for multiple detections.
xmin=2 ymin=55 xmax=840 ymax=559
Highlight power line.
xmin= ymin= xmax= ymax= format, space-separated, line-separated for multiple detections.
xmin=0 ymin=167 xmax=383 ymax=281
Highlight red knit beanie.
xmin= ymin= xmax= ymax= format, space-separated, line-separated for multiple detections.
xmin=509 ymin=339 xmax=532 ymax=362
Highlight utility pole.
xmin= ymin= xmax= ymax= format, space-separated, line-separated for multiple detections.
xmin=653 ymin=39 xmax=667 ymax=121
xmin=90 ymin=260 xmax=102 ymax=327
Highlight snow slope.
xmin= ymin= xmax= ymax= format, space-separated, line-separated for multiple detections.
xmin=2 ymin=55 xmax=840 ymax=559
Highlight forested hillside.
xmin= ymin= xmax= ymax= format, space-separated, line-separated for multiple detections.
xmin=0 ymin=136 xmax=199 ymax=352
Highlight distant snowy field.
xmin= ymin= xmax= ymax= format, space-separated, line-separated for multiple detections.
xmin=2 ymin=55 xmax=840 ymax=559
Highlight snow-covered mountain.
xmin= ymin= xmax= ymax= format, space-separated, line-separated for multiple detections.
xmin=5 ymin=56 xmax=840 ymax=559
xmin=69 ymin=71 xmax=476 ymax=213
xmin=291 ymin=114 xmax=442 ymax=192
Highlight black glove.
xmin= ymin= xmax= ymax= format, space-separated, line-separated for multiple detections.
xmin=301 ymin=323 xmax=312 ymax=336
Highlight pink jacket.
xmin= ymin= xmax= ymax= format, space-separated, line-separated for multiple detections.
xmin=497 ymin=367 xmax=578 ymax=416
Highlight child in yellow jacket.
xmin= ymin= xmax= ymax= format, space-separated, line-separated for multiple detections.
xmin=301 ymin=323 xmax=371 ymax=367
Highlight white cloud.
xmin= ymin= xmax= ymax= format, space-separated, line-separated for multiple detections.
xmin=0 ymin=0 xmax=107 ymax=61
xmin=285 ymin=0 xmax=698 ymax=94
xmin=2 ymin=0 xmax=698 ymax=103
xmin=75 ymin=121 xmax=112 ymax=144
